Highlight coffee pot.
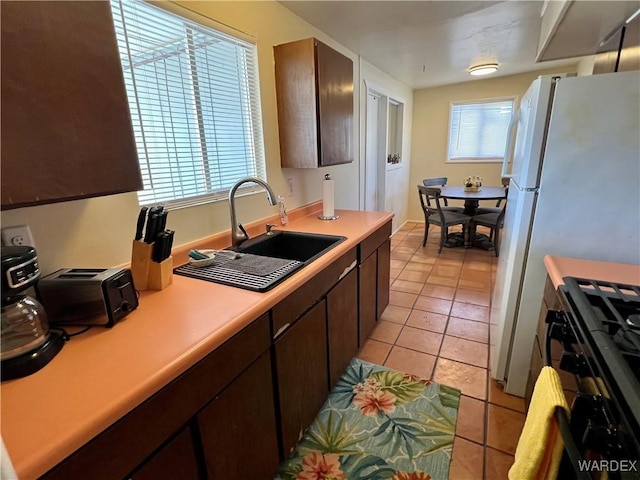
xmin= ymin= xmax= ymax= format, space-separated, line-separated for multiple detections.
xmin=1 ymin=246 xmax=63 ymax=380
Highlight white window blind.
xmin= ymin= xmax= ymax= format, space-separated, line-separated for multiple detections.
xmin=110 ymin=0 xmax=266 ymax=208
xmin=447 ymin=99 xmax=514 ymax=163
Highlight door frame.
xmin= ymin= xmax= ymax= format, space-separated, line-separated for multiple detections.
xmin=363 ymin=79 xmax=388 ymax=211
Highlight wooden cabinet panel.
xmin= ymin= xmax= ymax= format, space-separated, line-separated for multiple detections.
xmin=43 ymin=314 xmax=270 ymax=480
xmin=327 ymin=269 xmax=358 ymax=388
xmin=129 ymin=426 xmax=200 ymax=480
xmin=316 ymin=40 xmax=354 ymax=167
xmin=197 ymin=352 xmax=279 ymax=479
xmin=359 ymin=252 xmax=378 ymax=346
xmin=1 ymin=1 xmax=141 ymax=209
xmin=272 ymin=247 xmax=356 ymax=336
xmin=525 ymin=276 xmax=574 ymax=410
xmin=274 ymin=37 xmax=353 ymax=168
xmin=376 ymin=239 xmax=391 ymax=319
xmin=274 ymin=300 xmax=329 ymax=457
xmin=359 ymin=222 xmax=392 ymax=262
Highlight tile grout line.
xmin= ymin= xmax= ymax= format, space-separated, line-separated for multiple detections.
xmin=393 ymin=224 xmax=502 ymax=478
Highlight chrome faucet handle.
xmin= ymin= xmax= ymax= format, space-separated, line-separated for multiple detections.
xmin=266 ymin=223 xmax=277 ymax=235
xmin=237 ymin=223 xmax=249 ymax=243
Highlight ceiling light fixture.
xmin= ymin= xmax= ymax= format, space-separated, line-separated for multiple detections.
xmin=468 ymin=63 xmax=499 ymax=76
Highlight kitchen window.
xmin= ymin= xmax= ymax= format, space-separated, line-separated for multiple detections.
xmin=446 ymin=98 xmax=515 ymax=163
xmin=110 ymin=0 xmax=266 ymax=208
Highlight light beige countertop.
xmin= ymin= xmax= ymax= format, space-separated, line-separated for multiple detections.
xmin=544 ymin=255 xmax=640 ymax=289
xmin=1 ymin=206 xmax=393 ymax=479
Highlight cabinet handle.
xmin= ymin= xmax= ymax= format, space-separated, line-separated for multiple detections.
xmin=339 ymin=260 xmax=357 ymax=281
xmin=273 ymin=322 xmax=290 ymax=340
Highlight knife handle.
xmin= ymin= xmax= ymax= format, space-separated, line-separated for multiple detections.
xmin=135 ymin=207 xmax=148 ymax=240
xmin=144 ymin=214 xmax=159 ymax=243
xmin=152 ymin=233 xmax=165 ymax=262
xmin=163 ymin=230 xmax=174 ymax=261
xmin=158 ymin=211 xmax=168 ymax=232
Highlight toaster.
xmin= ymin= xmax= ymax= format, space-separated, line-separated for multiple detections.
xmin=38 ymin=268 xmax=138 ymax=327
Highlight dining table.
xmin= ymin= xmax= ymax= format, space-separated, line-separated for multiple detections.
xmin=439 ymin=185 xmax=507 ymax=250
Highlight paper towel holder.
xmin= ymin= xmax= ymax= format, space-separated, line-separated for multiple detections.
xmin=319 ymin=173 xmax=340 ymax=220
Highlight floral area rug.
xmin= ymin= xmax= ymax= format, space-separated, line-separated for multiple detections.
xmin=275 ymin=358 xmax=461 ymax=480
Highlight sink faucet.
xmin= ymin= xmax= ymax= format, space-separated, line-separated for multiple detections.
xmin=229 ymin=177 xmax=278 ymax=247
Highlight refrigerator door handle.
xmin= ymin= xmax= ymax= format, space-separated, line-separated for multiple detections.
xmin=502 ymin=109 xmax=521 ymax=178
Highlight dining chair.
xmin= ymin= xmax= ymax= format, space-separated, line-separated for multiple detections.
xmin=418 ymin=185 xmax=471 ymax=252
xmin=422 ymin=177 xmax=464 ymax=212
xmin=476 ymin=176 xmax=510 ymax=214
xmin=471 ymin=188 xmax=508 ymax=256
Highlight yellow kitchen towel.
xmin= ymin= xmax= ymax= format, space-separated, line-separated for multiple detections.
xmin=508 ymin=367 xmax=570 ymax=480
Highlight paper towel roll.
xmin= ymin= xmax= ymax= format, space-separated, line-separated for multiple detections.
xmin=323 ymin=176 xmax=335 ymax=218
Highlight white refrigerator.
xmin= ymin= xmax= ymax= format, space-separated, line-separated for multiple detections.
xmin=490 ymin=71 xmax=640 ymax=397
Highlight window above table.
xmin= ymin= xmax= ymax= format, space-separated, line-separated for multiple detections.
xmin=446 ymin=98 xmax=515 ymax=164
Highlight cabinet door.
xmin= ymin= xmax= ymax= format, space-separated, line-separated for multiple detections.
xmin=273 ymin=38 xmax=319 ymax=169
xmin=376 ymin=239 xmax=391 ymax=318
xmin=1 ymin=1 xmax=141 ymax=209
xmin=316 ymin=40 xmax=353 ymax=166
xmin=327 ymin=269 xmax=358 ymax=388
xmin=129 ymin=427 xmax=200 ymax=480
xmin=359 ymin=252 xmax=378 ymax=346
xmin=197 ymin=352 xmax=279 ymax=478
xmin=42 ymin=315 xmax=270 ymax=480
xmin=274 ymin=37 xmax=353 ymax=168
xmin=274 ymin=300 xmax=329 ymax=457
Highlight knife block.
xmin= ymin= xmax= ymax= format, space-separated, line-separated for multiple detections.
xmin=131 ymin=240 xmax=173 ymax=291
xmin=147 ymin=256 xmax=173 ymax=291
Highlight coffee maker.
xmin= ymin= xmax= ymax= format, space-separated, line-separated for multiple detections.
xmin=1 ymin=246 xmax=63 ymax=380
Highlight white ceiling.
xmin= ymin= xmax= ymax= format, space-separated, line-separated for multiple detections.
xmin=278 ymin=1 xmax=609 ymax=89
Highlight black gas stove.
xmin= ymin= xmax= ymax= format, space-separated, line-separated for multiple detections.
xmin=550 ymin=276 xmax=640 ymax=479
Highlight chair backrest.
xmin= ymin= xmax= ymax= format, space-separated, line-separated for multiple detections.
xmin=423 ymin=177 xmax=448 ymax=187
xmin=497 ymin=187 xmax=509 ymax=223
xmin=417 ymin=185 xmax=445 ymax=221
xmin=422 ymin=178 xmax=448 ymax=206
xmin=495 ymin=177 xmax=510 ymax=206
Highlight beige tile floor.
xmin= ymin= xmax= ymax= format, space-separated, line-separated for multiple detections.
xmin=356 ymin=222 xmax=526 ymax=480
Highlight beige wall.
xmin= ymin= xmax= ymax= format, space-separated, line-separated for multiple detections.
xmin=407 ymin=64 xmax=579 ymax=221
xmin=0 ymin=1 xmax=412 ymax=275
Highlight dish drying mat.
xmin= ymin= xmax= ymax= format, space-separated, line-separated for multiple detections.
xmin=174 ymin=253 xmax=304 ymax=292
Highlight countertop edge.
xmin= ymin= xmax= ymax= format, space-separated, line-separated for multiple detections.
xmin=544 ymin=254 xmax=640 ymax=290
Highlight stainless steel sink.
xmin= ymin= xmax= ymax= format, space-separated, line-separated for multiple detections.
xmin=233 ymin=230 xmax=346 ymax=265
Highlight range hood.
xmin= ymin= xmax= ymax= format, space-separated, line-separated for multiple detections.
xmin=536 ymin=0 xmax=640 ymax=62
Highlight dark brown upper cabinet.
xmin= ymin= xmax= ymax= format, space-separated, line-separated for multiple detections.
xmin=1 ymin=1 xmax=142 ymax=210
xmin=274 ymin=38 xmax=354 ymax=168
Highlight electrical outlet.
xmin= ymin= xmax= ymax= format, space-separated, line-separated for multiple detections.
xmin=287 ymin=178 xmax=294 ymax=197
xmin=1 ymin=225 xmax=36 ymax=248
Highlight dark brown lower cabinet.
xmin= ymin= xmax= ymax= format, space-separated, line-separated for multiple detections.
xmin=524 ymin=275 xmax=576 ymax=409
xmin=327 ymin=268 xmax=358 ymax=388
xmin=274 ymin=300 xmax=329 ymax=457
xmin=40 ymin=226 xmax=392 ymax=479
xmin=130 ymin=427 xmax=200 ymax=480
xmin=358 ymin=230 xmax=391 ymax=347
xmin=377 ymin=239 xmax=391 ymax=316
xmin=358 ymin=252 xmax=378 ymax=345
xmin=197 ymin=352 xmax=279 ymax=478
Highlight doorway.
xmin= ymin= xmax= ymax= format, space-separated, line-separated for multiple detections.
xmin=364 ymin=84 xmax=405 ymax=213
xmin=364 ymin=90 xmax=387 ymax=211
